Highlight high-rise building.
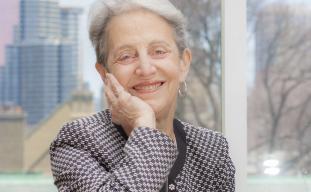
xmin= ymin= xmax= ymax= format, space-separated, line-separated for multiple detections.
xmin=1 ymin=26 xmax=21 ymax=105
xmin=3 ymin=0 xmax=82 ymax=125
xmin=59 ymin=7 xmax=82 ymax=103
xmin=4 ymin=45 xmax=20 ymax=105
xmin=20 ymin=0 xmax=61 ymax=41
xmin=0 ymin=66 xmax=4 ymax=104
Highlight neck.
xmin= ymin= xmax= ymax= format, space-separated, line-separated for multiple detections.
xmin=156 ymin=117 xmax=174 ymax=132
xmin=155 ymin=99 xmax=177 ymax=140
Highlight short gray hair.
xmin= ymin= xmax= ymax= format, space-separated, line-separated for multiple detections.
xmin=88 ymin=0 xmax=188 ymax=65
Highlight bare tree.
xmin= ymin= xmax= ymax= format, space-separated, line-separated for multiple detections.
xmin=248 ymin=2 xmax=311 ymax=175
xmin=171 ymin=0 xmax=222 ymax=131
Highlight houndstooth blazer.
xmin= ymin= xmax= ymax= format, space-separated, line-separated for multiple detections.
xmin=50 ymin=109 xmax=235 ymax=192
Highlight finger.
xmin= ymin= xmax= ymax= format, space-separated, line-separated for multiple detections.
xmin=107 ymin=73 xmax=124 ymax=97
xmin=104 ymin=75 xmax=114 ymax=100
xmin=102 ymin=67 xmax=108 ymax=85
xmin=118 ymin=88 xmax=132 ymax=105
xmin=105 ymin=84 xmax=118 ymax=107
xmin=105 ymin=76 xmax=129 ymax=110
xmin=104 ymin=89 xmax=112 ymax=109
xmin=108 ymin=74 xmax=132 ymax=104
xmin=103 ymin=67 xmax=107 ymax=78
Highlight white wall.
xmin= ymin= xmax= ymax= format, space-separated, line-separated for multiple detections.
xmin=222 ymin=0 xmax=247 ymax=191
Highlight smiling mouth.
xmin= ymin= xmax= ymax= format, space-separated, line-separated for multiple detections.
xmin=132 ymin=81 xmax=165 ymax=93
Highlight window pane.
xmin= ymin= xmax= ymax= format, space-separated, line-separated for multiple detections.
xmin=0 ymin=0 xmax=87 ymax=191
xmin=172 ymin=0 xmax=222 ymax=132
xmin=247 ymin=0 xmax=311 ymax=191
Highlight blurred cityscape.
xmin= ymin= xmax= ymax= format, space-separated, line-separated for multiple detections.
xmin=0 ymin=0 xmax=97 ymax=191
xmin=0 ymin=0 xmax=87 ymax=125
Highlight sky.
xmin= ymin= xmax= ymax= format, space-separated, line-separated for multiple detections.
xmin=0 ymin=0 xmax=19 ymax=66
xmin=59 ymin=0 xmax=100 ymax=98
xmin=0 ymin=0 xmax=310 ymax=98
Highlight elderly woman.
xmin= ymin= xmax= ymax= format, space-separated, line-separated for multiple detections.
xmin=50 ymin=0 xmax=235 ymax=191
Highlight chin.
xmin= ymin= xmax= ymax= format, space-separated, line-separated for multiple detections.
xmin=143 ymin=100 xmax=161 ymax=116
xmin=145 ymin=100 xmax=160 ymax=112
xmin=146 ymin=99 xmax=176 ymax=120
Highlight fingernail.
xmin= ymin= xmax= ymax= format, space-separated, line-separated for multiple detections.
xmin=103 ymin=68 xmax=107 ymax=78
xmin=102 ymin=74 xmax=107 ymax=83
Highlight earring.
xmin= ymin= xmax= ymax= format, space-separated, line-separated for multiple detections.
xmin=178 ymin=81 xmax=188 ymax=97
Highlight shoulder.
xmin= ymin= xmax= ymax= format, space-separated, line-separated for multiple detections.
xmin=66 ymin=109 xmax=111 ymax=128
xmin=179 ymin=120 xmax=230 ymax=161
xmin=181 ymin=120 xmax=229 ymax=148
xmin=176 ymin=120 xmax=235 ymax=189
xmin=51 ymin=109 xmax=113 ymax=147
xmin=50 ymin=109 xmax=128 ymax=169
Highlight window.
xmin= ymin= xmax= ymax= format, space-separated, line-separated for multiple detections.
xmin=247 ymin=0 xmax=311 ymax=191
xmin=0 ymin=0 xmax=224 ymax=191
xmin=172 ymin=0 xmax=223 ymax=132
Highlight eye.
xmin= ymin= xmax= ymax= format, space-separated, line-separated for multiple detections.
xmin=150 ymin=47 xmax=169 ymax=59
xmin=115 ymin=51 xmax=138 ymax=65
xmin=155 ymin=49 xmax=166 ymax=55
xmin=119 ymin=54 xmax=131 ymax=61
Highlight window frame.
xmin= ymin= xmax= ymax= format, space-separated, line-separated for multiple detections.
xmin=222 ymin=0 xmax=247 ymax=191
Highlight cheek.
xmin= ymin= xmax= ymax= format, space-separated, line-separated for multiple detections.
xmin=164 ymin=69 xmax=182 ymax=94
xmin=164 ymin=55 xmax=184 ymax=80
xmin=110 ymin=65 xmax=134 ymax=89
xmin=164 ymin=62 xmax=183 ymax=82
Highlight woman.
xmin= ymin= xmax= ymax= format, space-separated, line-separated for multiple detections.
xmin=50 ymin=0 xmax=235 ymax=191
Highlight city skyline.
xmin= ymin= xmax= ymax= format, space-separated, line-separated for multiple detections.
xmin=1 ymin=0 xmax=82 ymax=125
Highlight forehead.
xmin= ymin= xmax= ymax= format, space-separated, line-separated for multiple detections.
xmin=106 ymin=9 xmax=177 ymax=51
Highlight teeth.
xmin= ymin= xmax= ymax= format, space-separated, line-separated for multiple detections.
xmin=134 ymin=83 xmax=162 ymax=91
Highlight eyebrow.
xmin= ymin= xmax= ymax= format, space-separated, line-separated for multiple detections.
xmin=113 ymin=45 xmax=134 ymax=53
xmin=149 ymin=40 xmax=171 ymax=48
xmin=113 ymin=40 xmax=172 ymax=52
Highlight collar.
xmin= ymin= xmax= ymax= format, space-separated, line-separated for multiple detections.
xmin=169 ymin=119 xmax=187 ymax=182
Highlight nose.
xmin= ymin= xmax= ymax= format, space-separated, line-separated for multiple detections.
xmin=135 ymin=53 xmax=156 ymax=76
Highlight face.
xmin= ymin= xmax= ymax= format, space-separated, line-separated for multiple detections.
xmin=97 ymin=9 xmax=191 ymax=119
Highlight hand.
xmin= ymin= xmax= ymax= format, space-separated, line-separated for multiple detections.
xmin=104 ymin=73 xmax=156 ymax=136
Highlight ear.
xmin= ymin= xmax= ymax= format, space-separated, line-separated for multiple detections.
xmin=95 ymin=63 xmax=108 ymax=80
xmin=179 ymin=48 xmax=192 ymax=82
